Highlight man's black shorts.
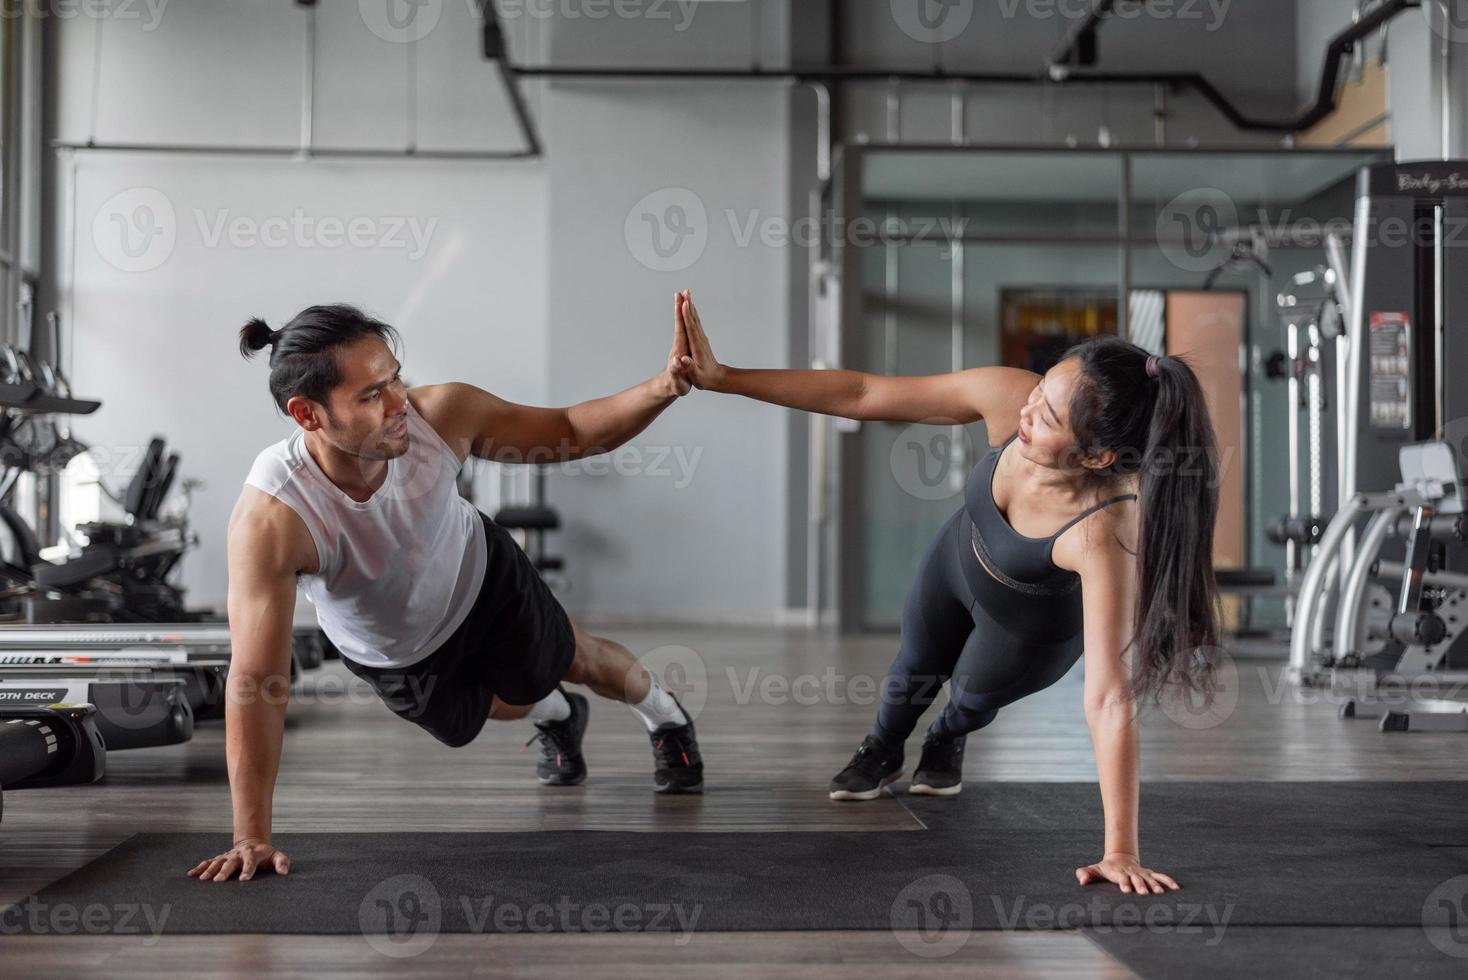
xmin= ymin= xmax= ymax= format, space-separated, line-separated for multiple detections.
xmin=342 ymin=511 xmax=576 ymax=748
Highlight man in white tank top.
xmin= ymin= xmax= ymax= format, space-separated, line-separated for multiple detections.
xmin=191 ymin=301 xmax=702 ymax=884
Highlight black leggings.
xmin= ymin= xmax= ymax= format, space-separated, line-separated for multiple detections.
xmin=873 ymin=509 xmax=1085 ymax=745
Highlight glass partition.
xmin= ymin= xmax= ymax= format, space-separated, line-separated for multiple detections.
xmin=840 ymin=146 xmax=1388 ymax=631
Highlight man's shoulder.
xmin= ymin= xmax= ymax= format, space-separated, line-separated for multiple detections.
xmin=231 ymin=487 xmax=319 ymax=575
xmin=407 ymin=384 xmax=480 ymax=462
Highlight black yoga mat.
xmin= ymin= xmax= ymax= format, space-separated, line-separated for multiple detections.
xmin=1083 ymin=926 xmax=1468 ymax=980
xmin=7 ymin=783 xmax=1467 ymax=950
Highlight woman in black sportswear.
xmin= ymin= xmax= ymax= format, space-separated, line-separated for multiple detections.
xmin=674 ymin=291 xmax=1219 ymax=895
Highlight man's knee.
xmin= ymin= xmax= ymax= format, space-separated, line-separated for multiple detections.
xmin=563 ymin=627 xmax=602 ymax=686
xmin=489 ymin=696 xmax=534 ymax=721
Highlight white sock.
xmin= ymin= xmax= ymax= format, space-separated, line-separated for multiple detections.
xmin=629 ymin=679 xmax=688 ymax=732
xmin=526 ymin=688 xmax=571 ymax=724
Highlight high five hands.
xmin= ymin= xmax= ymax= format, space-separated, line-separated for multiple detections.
xmin=667 ymin=289 xmax=724 ymax=393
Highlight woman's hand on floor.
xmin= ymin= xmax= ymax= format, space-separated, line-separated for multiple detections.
xmin=1076 ymin=852 xmax=1179 ymax=894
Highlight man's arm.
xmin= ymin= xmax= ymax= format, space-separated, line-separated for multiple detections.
xmin=189 ymin=491 xmax=308 ymax=882
xmin=411 ymin=293 xmax=691 ymax=465
xmin=411 ymin=377 xmax=682 ymax=466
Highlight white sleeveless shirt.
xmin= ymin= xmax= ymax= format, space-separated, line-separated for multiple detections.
xmin=244 ymin=401 xmax=488 ymax=669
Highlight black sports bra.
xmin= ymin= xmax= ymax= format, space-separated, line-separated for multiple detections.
xmin=963 ymin=432 xmax=1136 ymax=597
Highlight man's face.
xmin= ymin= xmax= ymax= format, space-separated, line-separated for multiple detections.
xmin=305 ymin=337 xmax=410 ymax=462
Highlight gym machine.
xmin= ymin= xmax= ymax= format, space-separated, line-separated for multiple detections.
xmin=493 ymin=466 xmax=566 ymax=583
xmin=3 ymin=435 xmax=203 ymax=624
xmin=1289 ymin=161 xmax=1468 ymax=730
xmin=1267 ymin=246 xmax=1348 ymax=620
xmin=0 ymin=704 xmax=106 ymax=822
xmin=0 ymin=647 xmax=230 ymax=721
xmin=0 ymin=674 xmax=193 ymax=749
xmin=0 ymin=621 xmax=328 ymax=721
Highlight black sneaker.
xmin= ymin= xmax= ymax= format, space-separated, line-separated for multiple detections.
xmin=649 ymin=694 xmax=703 ymax=795
xmin=829 ymin=735 xmax=904 ymax=801
xmin=909 ymin=730 xmax=965 ymax=797
xmin=525 ymin=687 xmax=588 ymax=786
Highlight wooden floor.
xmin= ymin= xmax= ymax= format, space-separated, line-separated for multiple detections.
xmin=1 ymin=626 xmax=1462 ymax=978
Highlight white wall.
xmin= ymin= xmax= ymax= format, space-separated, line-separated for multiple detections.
xmin=50 ymin=1 xmax=549 ymax=613
xmin=540 ymin=78 xmax=793 ymax=621
xmin=65 ymin=154 xmax=548 ymax=612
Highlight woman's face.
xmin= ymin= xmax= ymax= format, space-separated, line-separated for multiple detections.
xmin=1016 ymin=357 xmax=1082 ymax=468
xmin=1017 ymin=357 xmax=1122 ymax=477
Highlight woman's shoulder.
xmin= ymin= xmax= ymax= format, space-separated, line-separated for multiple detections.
xmin=1051 ymin=489 xmax=1140 ymax=575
